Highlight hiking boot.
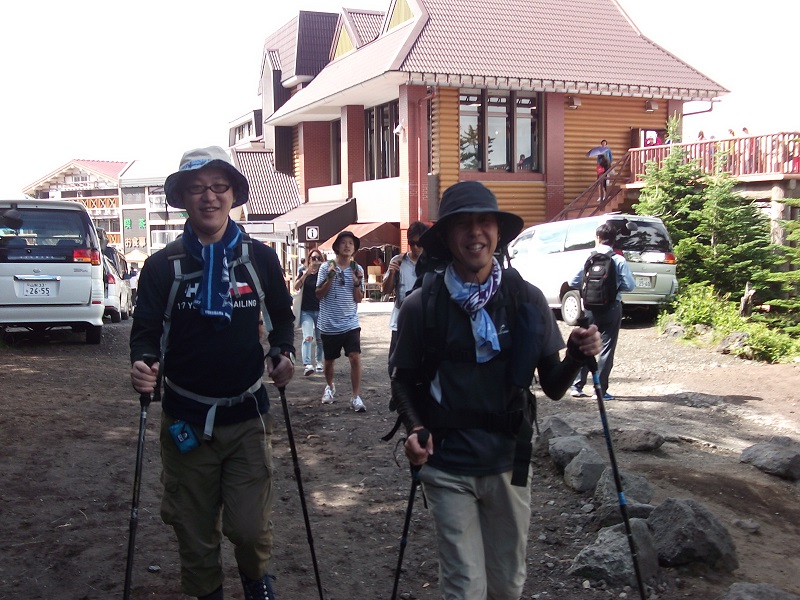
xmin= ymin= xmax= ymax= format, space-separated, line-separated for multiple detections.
xmin=321 ymin=384 xmax=335 ymax=404
xmin=571 ymin=386 xmax=588 ymax=398
xmin=303 ymin=364 xmax=314 ymax=376
xmin=239 ymin=571 xmax=276 ymax=600
xmin=351 ymin=395 xmax=366 ymax=412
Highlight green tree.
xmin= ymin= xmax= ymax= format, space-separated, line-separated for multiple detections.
xmin=635 ymin=116 xmax=776 ymax=299
xmin=760 ymin=197 xmax=800 ymax=334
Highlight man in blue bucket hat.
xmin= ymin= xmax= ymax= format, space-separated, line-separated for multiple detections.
xmin=130 ymin=146 xmax=295 ymax=600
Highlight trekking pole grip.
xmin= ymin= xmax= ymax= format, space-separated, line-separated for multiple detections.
xmin=411 ymin=429 xmax=430 ymax=476
xmin=267 ymin=347 xmax=286 ymax=392
xmin=576 ymin=318 xmax=599 ymax=371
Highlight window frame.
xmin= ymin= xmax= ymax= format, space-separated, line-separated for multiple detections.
xmin=459 ymin=89 xmax=543 ymax=176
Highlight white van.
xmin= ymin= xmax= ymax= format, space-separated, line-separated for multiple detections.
xmin=0 ymin=200 xmax=105 ymax=343
xmin=508 ymin=213 xmax=678 ymax=325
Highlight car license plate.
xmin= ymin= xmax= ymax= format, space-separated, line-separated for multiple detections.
xmin=635 ymin=276 xmax=652 ymax=288
xmin=24 ymin=282 xmax=56 ymax=297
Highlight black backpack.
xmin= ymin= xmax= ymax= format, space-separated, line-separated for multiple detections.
xmin=580 ymin=250 xmax=617 ymax=310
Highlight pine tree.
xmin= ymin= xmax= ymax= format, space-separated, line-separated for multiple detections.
xmin=760 ymin=198 xmax=800 ymax=333
xmin=635 ymin=116 xmax=776 ymax=298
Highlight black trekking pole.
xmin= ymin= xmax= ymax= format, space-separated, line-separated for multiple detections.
xmin=268 ymin=348 xmax=325 ymax=600
xmin=124 ymin=353 xmax=159 ymax=600
xmin=391 ymin=428 xmax=430 ymax=600
xmin=578 ymin=332 xmax=647 ymax=600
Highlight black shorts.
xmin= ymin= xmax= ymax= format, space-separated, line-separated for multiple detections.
xmin=321 ymin=328 xmax=361 ymax=360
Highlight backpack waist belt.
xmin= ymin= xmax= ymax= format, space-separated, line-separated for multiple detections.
xmin=418 ymin=394 xmax=534 ymax=487
xmin=165 ymin=377 xmax=263 ymax=440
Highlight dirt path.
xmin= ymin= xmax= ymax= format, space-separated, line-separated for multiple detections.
xmin=0 ymin=310 xmax=798 ymax=599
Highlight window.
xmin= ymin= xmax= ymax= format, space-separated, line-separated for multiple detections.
xmin=459 ymin=90 xmax=542 ymax=173
xmin=234 ymin=121 xmax=253 ymax=143
xmin=364 ymin=101 xmax=400 ymax=180
xmin=565 ymin=219 xmax=599 ymax=252
xmin=122 ymin=188 xmax=146 ymax=205
xmin=515 ymin=96 xmax=540 ymax=172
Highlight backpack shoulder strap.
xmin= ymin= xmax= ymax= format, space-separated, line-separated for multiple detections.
xmin=229 ymin=236 xmax=273 ymax=334
xmin=163 ymin=239 xmax=199 ymax=322
xmin=161 ymin=239 xmax=201 ymax=358
xmin=420 ymin=270 xmax=447 ymax=382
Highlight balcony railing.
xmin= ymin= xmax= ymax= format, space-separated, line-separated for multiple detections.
xmin=629 ymin=132 xmax=800 ymax=181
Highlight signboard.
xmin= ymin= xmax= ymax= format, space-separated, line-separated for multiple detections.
xmin=306 ymin=226 xmax=319 ymax=241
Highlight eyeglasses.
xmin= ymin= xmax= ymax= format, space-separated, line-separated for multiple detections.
xmin=337 ymin=270 xmax=346 ymax=286
xmin=310 ymin=256 xmax=322 ymax=262
xmin=185 ymin=183 xmax=231 ymax=195
xmin=408 ymin=240 xmax=421 ymax=248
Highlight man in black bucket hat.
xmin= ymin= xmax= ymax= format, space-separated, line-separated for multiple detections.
xmin=130 ymin=146 xmax=294 ymax=600
xmin=389 ymin=181 xmax=601 ymax=599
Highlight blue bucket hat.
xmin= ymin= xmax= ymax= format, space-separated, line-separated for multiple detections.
xmin=164 ymin=146 xmax=249 ymax=209
xmin=419 ymin=181 xmax=524 ymax=258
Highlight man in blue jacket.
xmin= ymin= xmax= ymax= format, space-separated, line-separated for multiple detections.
xmin=570 ymin=222 xmax=635 ymax=400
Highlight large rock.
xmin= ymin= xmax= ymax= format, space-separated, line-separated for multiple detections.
xmin=593 ymin=467 xmax=654 ymax=505
xmin=715 ymin=582 xmax=800 ymax=600
xmin=648 ymin=498 xmax=738 ymax=571
xmin=549 ymin=435 xmax=593 ymax=473
xmin=740 ymin=436 xmax=800 ymax=481
xmin=564 ymin=447 xmax=607 ymax=492
xmin=593 ymin=502 xmax=656 ymax=529
xmin=567 ymin=518 xmax=659 ymax=586
xmin=612 ymin=429 xmax=665 ymax=452
xmin=532 ymin=416 xmax=579 ymax=457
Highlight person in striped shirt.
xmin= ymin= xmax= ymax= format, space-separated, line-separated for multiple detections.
xmin=315 ymin=231 xmax=366 ymax=412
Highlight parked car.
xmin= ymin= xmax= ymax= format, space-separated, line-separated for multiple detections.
xmin=508 ymin=213 xmax=678 ymax=325
xmin=102 ymin=255 xmax=133 ymax=323
xmin=0 ymin=199 xmax=105 ymax=343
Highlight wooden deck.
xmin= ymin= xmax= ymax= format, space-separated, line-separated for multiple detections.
xmin=554 ymin=131 xmax=800 ymax=221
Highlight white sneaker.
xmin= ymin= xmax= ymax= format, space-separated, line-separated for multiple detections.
xmin=351 ymin=395 xmax=366 ymax=412
xmin=304 ymin=364 xmax=314 ymax=377
xmin=321 ymin=385 xmax=335 ymax=404
xmin=315 ymin=363 xmax=324 ymax=373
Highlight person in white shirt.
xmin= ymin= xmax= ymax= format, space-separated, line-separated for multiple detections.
xmin=382 ymin=221 xmax=429 ymax=375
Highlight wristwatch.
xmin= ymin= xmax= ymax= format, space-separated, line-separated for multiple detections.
xmin=281 ymin=351 xmax=296 ymax=365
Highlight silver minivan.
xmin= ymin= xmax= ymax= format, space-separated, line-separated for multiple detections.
xmin=508 ymin=213 xmax=678 ymax=325
xmin=0 ymin=200 xmax=105 ymax=343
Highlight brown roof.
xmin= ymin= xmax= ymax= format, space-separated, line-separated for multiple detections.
xmin=401 ymin=0 xmax=725 ymax=97
xmin=232 ymin=149 xmax=301 ymax=219
xmin=261 ymin=11 xmax=339 ymax=87
xmin=342 ymin=8 xmax=384 ymax=48
xmin=267 ymin=0 xmax=726 ymax=125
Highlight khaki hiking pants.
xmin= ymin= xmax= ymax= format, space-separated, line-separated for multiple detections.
xmin=419 ymin=466 xmax=531 ymax=600
xmin=159 ymin=410 xmax=275 ymax=597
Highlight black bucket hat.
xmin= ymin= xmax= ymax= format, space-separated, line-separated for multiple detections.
xmin=164 ymin=146 xmax=249 ymax=209
xmin=419 ymin=181 xmax=524 ymax=258
xmin=332 ymin=230 xmax=360 ymax=253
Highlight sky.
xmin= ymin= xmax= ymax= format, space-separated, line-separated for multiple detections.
xmin=2 ymin=0 xmax=798 ymax=198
